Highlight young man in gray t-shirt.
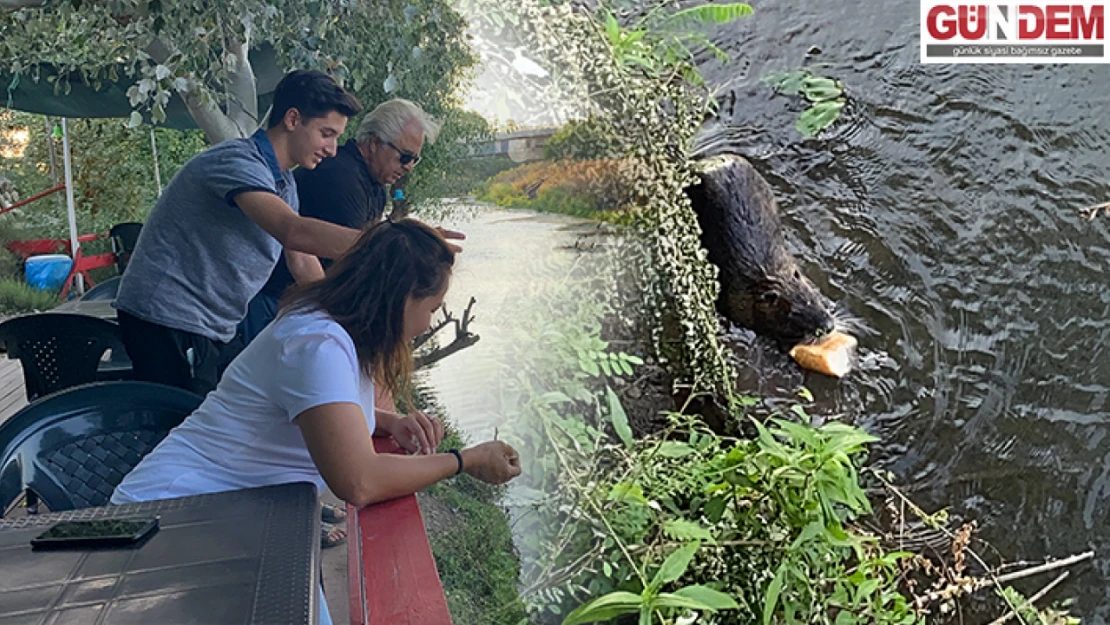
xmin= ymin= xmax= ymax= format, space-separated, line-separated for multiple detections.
xmin=115 ymin=70 xmax=363 ymax=396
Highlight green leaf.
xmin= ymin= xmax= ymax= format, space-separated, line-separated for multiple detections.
xmin=762 ymin=564 xmax=787 ymax=625
xmin=835 ymin=609 xmax=858 ymax=625
xmin=770 ymin=418 xmax=817 ymax=448
xmin=608 ymin=482 xmax=648 ymax=505
xmin=581 ymin=357 xmax=601 ymax=377
xmin=656 ymin=441 xmax=694 ymax=458
xmin=618 ymin=359 xmax=634 ymax=376
xmin=651 ymin=541 xmax=700 ymax=590
xmin=790 ymin=521 xmax=826 ymax=548
xmin=761 ymin=69 xmax=808 ymax=96
xmin=856 ymin=579 xmax=880 ymax=603
xmin=599 ymin=358 xmax=613 ymax=376
xmin=801 ymin=76 xmax=842 ymax=102
xmin=663 ymin=519 xmax=714 ymax=543
xmin=127 ymin=111 xmax=143 ymax=129
xmin=561 ymin=591 xmax=643 ymax=625
xmin=664 ymin=3 xmax=753 ymax=31
xmin=672 ymin=585 xmax=741 ymax=610
xmin=790 ymin=404 xmax=810 ymax=422
xmin=607 ymin=387 xmax=635 ymax=447
xmin=704 ymin=496 xmax=726 ymax=523
xmin=604 ymin=11 xmax=620 ymax=43
xmin=538 ymin=391 xmax=573 ymax=405
xmin=796 ymin=99 xmax=845 ymax=138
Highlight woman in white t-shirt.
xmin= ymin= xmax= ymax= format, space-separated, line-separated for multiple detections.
xmin=111 ymin=218 xmax=522 ymax=624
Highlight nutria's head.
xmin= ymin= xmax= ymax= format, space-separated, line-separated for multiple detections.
xmin=687 ymin=152 xmax=838 ymax=349
xmin=721 ymin=265 xmax=837 ymax=349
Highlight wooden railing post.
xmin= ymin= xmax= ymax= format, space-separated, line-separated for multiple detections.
xmin=347 ymin=437 xmax=453 ymax=625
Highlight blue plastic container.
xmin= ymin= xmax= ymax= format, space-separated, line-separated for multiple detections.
xmin=25 ymin=254 xmax=73 ymax=291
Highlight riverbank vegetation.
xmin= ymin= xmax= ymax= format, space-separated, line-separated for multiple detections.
xmin=464 ymin=1 xmax=1086 ymax=623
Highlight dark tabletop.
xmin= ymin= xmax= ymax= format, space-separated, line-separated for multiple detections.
xmin=0 ymin=482 xmax=321 ymax=625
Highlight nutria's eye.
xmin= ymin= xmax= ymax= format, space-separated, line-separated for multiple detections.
xmin=761 ymin=291 xmax=778 ymax=304
xmin=813 ymin=327 xmax=825 ymax=337
xmin=793 ymin=270 xmax=801 ymax=280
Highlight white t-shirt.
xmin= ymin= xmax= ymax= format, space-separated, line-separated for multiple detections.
xmin=111 ymin=309 xmax=376 ymax=505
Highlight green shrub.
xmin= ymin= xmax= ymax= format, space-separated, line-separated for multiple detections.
xmin=0 ymin=278 xmax=58 ymax=314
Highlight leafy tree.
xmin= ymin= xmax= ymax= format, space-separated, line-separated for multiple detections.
xmin=0 ymin=0 xmax=478 ymax=144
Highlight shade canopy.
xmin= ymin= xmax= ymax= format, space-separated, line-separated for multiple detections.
xmin=1 ymin=45 xmax=284 ymax=128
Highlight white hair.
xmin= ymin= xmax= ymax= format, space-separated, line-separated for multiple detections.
xmin=355 ymin=99 xmax=441 ymax=145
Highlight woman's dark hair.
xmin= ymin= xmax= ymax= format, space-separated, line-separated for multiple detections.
xmin=280 ymin=218 xmax=454 ymax=396
xmin=267 ymin=70 xmax=362 ymax=129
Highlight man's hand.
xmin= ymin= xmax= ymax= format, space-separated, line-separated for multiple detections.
xmin=435 ymin=227 xmax=466 ymax=254
xmin=384 ymin=410 xmax=446 ymax=455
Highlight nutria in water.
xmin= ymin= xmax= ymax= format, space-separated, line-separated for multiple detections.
xmin=684 ymin=153 xmax=835 ymax=347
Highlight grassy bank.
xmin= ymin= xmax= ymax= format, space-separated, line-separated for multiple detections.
xmin=474 ymin=159 xmax=638 ymax=224
xmin=406 ymin=382 xmax=529 ymax=624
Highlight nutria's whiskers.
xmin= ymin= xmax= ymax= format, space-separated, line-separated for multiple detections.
xmin=830 ymin=302 xmax=871 ymax=337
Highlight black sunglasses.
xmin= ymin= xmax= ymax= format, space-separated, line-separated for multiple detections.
xmin=386 ymin=141 xmax=421 ymax=166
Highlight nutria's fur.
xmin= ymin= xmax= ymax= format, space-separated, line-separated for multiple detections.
xmin=685 ymin=154 xmax=835 ymax=347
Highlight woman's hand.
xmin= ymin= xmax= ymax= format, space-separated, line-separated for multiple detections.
xmin=460 ymin=441 xmax=522 ymax=485
xmin=383 ymin=410 xmax=445 ymax=455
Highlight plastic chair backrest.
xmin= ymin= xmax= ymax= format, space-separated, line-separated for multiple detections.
xmin=0 ymin=313 xmax=126 ymax=402
xmin=108 ymin=222 xmax=143 ymax=274
xmin=78 ymin=275 xmax=122 ymax=302
xmin=0 ymin=381 xmax=202 ymax=514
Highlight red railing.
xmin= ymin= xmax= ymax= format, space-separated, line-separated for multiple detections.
xmin=347 ymin=436 xmax=452 ymax=625
xmin=1 ymin=182 xmax=118 ymax=300
xmin=0 ymin=183 xmax=66 ymax=217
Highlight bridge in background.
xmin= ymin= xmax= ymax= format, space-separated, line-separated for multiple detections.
xmin=467 ymin=127 xmax=559 ymax=163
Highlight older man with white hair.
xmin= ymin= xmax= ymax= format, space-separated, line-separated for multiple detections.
xmin=242 ymin=98 xmax=454 ymax=343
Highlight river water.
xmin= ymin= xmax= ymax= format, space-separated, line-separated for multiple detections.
xmin=691 ymin=1 xmax=1110 ymax=620
xmin=427 ymin=3 xmax=1110 ymax=620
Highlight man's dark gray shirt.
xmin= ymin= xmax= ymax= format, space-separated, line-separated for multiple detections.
xmin=115 ymin=129 xmax=298 ymax=342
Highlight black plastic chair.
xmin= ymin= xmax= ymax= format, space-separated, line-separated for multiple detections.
xmin=109 ymin=222 xmax=143 ymax=275
xmin=0 ymin=381 xmax=203 ymax=516
xmin=0 ymin=313 xmax=128 ymax=402
xmin=78 ymin=275 xmax=121 ymax=302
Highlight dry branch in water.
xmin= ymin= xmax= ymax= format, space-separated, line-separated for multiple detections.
xmin=1079 ymin=201 xmax=1110 ymax=221
xmin=414 ymin=297 xmax=480 ymax=369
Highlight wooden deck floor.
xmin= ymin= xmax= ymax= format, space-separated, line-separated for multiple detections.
xmin=0 ymin=358 xmax=28 ymax=426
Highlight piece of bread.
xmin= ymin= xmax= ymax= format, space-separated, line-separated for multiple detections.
xmin=789 ymin=331 xmax=858 ymax=378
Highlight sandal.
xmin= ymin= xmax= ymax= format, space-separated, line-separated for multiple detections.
xmin=321 ymin=522 xmax=347 ymax=549
xmin=321 ymin=503 xmax=347 ymax=524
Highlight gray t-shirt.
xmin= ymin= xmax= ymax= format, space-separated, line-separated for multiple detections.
xmin=115 ymin=130 xmax=298 ymax=342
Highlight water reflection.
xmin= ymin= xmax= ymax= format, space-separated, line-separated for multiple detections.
xmin=694 ymin=0 xmax=1110 ymax=619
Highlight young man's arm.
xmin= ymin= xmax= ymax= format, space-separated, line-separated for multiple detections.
xmin=235 ymin=190 xmax=359 ymax=259
xmin=285 ymin=249 xmax=326 ymax=284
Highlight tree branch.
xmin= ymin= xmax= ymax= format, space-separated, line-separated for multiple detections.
xmin=414 ymin=297 xmax=480 ymax=369
xmin=144 ymin=36 xmax=242 ymax=143
xmin=223 ymin=20 xmax=260 ymax=135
